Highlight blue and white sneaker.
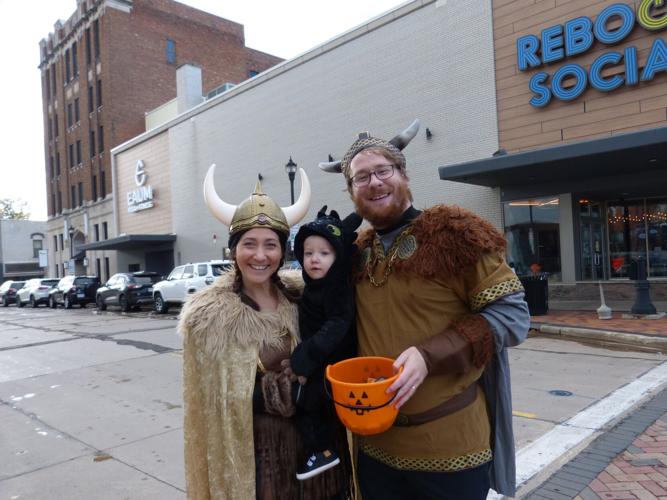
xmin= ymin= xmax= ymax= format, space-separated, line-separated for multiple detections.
xmin=296 ymin=450 xmax=340 ymax=480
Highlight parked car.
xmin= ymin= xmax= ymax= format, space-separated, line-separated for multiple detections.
xmin=0 ymin=280 xmax=26 ymax=307
xmin=152 ymin=260 xmax=231 ymax=314
xmin=16 ymin=278 xmax=60 ymax=308
xmin=49 ymin=276 xmax=101 ymax=309
xmin=96 ymin=272 xmax=162 ymax=312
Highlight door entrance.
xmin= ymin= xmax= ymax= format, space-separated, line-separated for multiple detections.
xmin=581 ymin=222 xmax=605 ymax=280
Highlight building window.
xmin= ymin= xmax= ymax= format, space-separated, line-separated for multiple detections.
xmin=59 ymin=233 xmax=64 ymax=251
xmin=57 ymin=192 xmax=62 ymax=213
xmin=102 ymin=221 xmax=108 ymax=240
xmin=45 ymin=68 xmax=51 ymax=100
xmin=49 ymin=156 xmax=54 ymax=178
xmin=92 ymin=174 xmax=98 ymax=199
xmin=33 ymin=239 xmax=43 ymax=258
xmin=76 ymin=140 xmax=82 ymax=165
xmin=607 ymin=199 xmax=667 ymax=278
xmin=56 ymin=152 xmax=61 ymax=175
xmin=166 ymin=39 xmax=176 ymax=65
xmin=94 ymin=223 xmax=99 ymax=242
xmin=90 ymin=130 xmax=96 ymax=157
xmin=93 ymin=19 xmax=100 ymax=59
xmin=74 ymin=98 xmax=80 ymax=123
xmin=71 ymin=185 xmax=76 ymax=208
xmin=100 ymin=170 xmax=106 ymax=197
xmin=72 ymin=41 xmax=78 ymax=77
xmin=53 ymin=235 xmax=58 ymax=253
xmin=96 ymin=79 xmax=102 ymax=108
xmin=56 ymin=264 xmax=59 ymax=278
xmin=67 ymin=103 xmax=73 ymax=127
xmin=68 ymin=144 xmax=74 ymax=168
xmin=104 ymin=257 xmax=110 ymax=282
xmin=503 ymin=197 xmax=561 ymax=281
xmin=65 ymin=48 xmax=71 ymax=83
xmin=78 ymin=182 xmax=84 ymax=206
xmin=85 ymin=28 xmax=92 ymax=64
xmin=50 ymin=65 xmax=56 ymax=96
xmin=98 ymin=126 xmax=104 ymax=152
xmin=54 ymin=113 xmax=59 ymax=137
xmin=47 ymin=117 xmax=53 ymax=140
xmin=96 ymin=258 xmax=101 ymax=279
xmin=248 ymin=70 xmax=259 ymax=78
xmin=51 ymin=193 xmax=56 ymax=214
xmin=88 ymin=85 xmax=94 ymax=113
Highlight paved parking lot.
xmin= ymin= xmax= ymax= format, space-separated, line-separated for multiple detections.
xmin=0 ymin=306 xmax=665 ymax=499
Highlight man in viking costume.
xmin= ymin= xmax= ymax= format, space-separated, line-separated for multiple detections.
xmin=320 ymin=120 xmax=530 ymax=499
xmin=179 ymin=165 xmax=352 ymax=499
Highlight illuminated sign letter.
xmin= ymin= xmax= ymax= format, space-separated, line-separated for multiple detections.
xmin=551 ymin=64 xmax=588 ymax=101
xmin=565 ymin=17 xmax=594 ymax=57
xmin=529 ymin=72 xmax=551 ymax=107
xmin=517 ymin=35 xmax=541 ymax=71
xmin=542 ymin=25 xmax=565 ymax=64
xmin=593 ymin=4 xmax=635 ymax=45
xmin=637 ymin=0 xmax=667 ymax=31
xmin=641 ymin=38 xmax=667 ymax=81
xmin=590 ymin=52 xmax=624 ymax=91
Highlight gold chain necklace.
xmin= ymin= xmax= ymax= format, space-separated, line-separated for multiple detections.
xmin=366 ymin=227 xmax=414 ymax=287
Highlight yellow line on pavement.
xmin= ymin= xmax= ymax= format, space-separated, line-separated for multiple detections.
xmin=513 ymin=410 xmax=537 ymax=418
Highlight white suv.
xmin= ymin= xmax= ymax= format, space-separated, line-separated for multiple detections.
xmin=152 ymin=260 xmax=231 ymax=313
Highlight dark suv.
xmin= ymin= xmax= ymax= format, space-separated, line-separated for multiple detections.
xmin=96 ymin=272 xmax=162 ymax=312
xmin=0 ymin=280 xmax=26 ymax=306
xmin=49 ymin=276 xmax=101 ymax=309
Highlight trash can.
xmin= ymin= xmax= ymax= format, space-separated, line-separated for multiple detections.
xmin=520 ymin=274 xmax=549 ymax=316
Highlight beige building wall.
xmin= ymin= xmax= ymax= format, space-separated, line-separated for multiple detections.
xmin=115 ymin=132 xmax=173 ymax=235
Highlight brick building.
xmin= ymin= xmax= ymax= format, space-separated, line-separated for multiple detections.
xmin=38 ymin=0 xmax=282 ymax=280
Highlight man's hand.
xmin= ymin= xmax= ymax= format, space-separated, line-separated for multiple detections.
xmin=387 ymin=346 xmax=427 ymax=409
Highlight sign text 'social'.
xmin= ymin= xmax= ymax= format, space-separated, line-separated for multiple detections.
xmin=517 ymin=1 xmax=667 ymax=107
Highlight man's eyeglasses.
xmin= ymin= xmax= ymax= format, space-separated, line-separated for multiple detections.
xmin=350 ymin=164 xmax=396 ymax=187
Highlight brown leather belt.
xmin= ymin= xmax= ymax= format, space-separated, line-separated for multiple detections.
xmin=394 ymin=384 xmax=477 ymax=427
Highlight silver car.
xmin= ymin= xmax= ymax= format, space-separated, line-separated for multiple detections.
xmin=16 ymin=278 xmax=60 ymax=308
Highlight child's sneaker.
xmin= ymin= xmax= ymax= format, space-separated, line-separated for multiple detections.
xmin=296 ymin=450 xmax=340 ymax=480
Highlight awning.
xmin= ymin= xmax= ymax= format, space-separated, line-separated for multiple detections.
xmin=79 ymin=234 xmax=176 ymax=251
xmin=438 ymin=126 xmax=667 ymax=195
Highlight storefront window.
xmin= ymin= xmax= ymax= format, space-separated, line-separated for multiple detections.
xmin=606 ymin=199 xmax=667 ymax=278
xmin=646 ymin=200 xmax=667 ymax=277
xmin=503 ymin=197 xmax=561 ymax=280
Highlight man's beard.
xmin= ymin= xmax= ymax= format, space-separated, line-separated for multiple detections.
xmin=354 ymin=182 xmax=411 ymax=230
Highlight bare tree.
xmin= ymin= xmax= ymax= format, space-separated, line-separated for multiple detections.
xmin=0 ymin=199 xmax=30 ymax=220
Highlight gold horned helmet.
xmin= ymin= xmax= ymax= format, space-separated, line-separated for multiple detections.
xmin=203 ymin=164 xmax=311 ymax=237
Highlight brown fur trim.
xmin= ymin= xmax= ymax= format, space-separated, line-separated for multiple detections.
xmin=450 ymin=314 xmax=494 ymax=368
xmin=261 ymin=372 xmax=296 ymax=417
xmin=356 ymin=205 xmax=506 ymax=280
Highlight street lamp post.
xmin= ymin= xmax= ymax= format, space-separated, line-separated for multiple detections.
xmin=285 ymin=156 xmax=297 ymax=205
xmin=68 ymin=227 xmax=74 ymax=260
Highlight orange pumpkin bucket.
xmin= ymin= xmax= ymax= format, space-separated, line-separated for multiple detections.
xmin=325 ymin=356 xmax=402 ymax=436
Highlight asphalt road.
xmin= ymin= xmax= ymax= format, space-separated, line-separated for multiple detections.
xmin=0 ymin=306 xmax=665 ymax=499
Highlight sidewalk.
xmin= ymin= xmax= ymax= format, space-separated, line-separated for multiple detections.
xmin=524 ymin=389 xmax=667 ymax=500
xmin=522 ymin=309 xmax=667 ymax=499
xmin=529 ymin=309 xmax=667 ymax=353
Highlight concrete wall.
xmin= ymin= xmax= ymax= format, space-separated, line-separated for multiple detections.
xmin=157 ymin=0 xmax=500 ymax=263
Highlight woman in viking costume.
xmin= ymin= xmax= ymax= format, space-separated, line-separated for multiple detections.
xmin=179 ymin=165 xmax=353 ymax=500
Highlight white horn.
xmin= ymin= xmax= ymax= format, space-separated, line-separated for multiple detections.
xmin=318 ymin=160 xmax=343 ymax=173
xmin=203 ymin=164 xmax=237 ymax=225
xmin=281 ymin=168 xmax=311 ymax=227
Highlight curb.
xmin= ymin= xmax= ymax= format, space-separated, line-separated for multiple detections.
xmin=533 ymin=323 xmax=667 ymax=353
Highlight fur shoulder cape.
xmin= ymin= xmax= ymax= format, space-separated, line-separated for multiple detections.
xmin=178 ymin=270 xmax=303 ymax=356
xmin=356 ymin=204 xmax=506 ymax=279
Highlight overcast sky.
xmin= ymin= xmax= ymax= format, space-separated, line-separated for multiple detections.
xmin=0 ymin=0 xmax=405 ymax=220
